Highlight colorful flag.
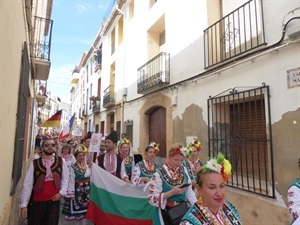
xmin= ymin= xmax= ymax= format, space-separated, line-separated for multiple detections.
xmin=41 ymin=110 xmax=62 ymax=127
xmin=59 ymin=113 xmax=75 ymax=140
xmin=86 ymin=165 xmax=154 ymax=225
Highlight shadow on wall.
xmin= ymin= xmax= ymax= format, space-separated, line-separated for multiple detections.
xmin=173 ymin=104 xmax=208 ymax=161
xmin=227 ymin=188 xmax=291 ymax=225
xmin=272 ymin=108 xmax=300 ymax=203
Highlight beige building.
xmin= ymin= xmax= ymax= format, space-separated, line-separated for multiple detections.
xmin=70 ymin=0 xmax=300 ymax=224
xmin=0 ymin=0 xmax=54 ymax=224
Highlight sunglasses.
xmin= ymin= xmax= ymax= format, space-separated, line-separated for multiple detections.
xmin=44 ymin=143 xmax=55 ymax=148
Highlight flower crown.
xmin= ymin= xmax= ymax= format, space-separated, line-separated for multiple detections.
xmin=75 ymin=144 xmax=88 ymax=154
xmin=173 ymin=145 xmax=192 ymax=157
xmin=149 ymin=141 xmax=160 ymax=153
xmin=202 ymin=152 xmax=231 ymax=182
xmin=120 ymin=138 xmax=131 ymax=146
xmin=188 ymin=139 xmax=203 ymax=151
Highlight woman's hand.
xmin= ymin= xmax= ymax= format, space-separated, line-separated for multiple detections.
xmin=140 ymin=177 xmax=150 ymax=184
xmin=173 ymin=186 xmax=189 ymax=195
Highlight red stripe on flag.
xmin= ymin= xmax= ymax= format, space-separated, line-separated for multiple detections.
xmin=86 ymin=201 xmax=153 ymax=225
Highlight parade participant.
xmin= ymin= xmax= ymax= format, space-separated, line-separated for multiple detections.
xmin=132 ymin=141 xmax=159 ymax=187
xmin=118 ymin=138 xmax=134 ymax=180
xmin=91 ymin=130 xmax=131 ymax=183
xmin=287 ymin=157 xmax=300 ymax=225
xmin=60 ymin=144 xmax=76 ymax=167
xmin=148 ymin=143 xmax=197 ymax=225
xmin=180 ymin=152 xmax=242 ymax=225
xmin=52 ymin=134 xmax=61 ymax=155
xmin=184 ymin=139 xmax=203 ymax=187
xmin=62 ymin=145 xmax=91 ymax=225
xmin=19 ymin=138 xmax=69 ymax=225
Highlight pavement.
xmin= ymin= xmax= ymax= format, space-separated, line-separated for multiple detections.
xmin=18 ymin=199 xmax=93 ymax=225
xmin=59 ymin=201 xmax=93 ymax=225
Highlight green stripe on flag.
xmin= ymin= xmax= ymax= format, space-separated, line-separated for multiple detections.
xmin=90 ymin=182 xmax=155 ymax=220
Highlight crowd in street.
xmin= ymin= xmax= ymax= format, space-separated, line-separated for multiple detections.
xmin=19 ymin=130 xmax=300 ymax=225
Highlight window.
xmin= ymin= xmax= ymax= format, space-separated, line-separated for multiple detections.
xmin=11 ymin=42 xmax=30 ymax=194
xmin=207 ymin=84 xmax=274 ymax=198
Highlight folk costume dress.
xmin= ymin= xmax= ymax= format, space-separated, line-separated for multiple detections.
xmin=132 ymin=159 xmax=158 ymax=187
xmin=287 ymin=178 xmax=300 ymax=225
xmin=62 ymin=161 xmax=91 ymax=221
xmin=148 ymin=164 xmax=197 ymax=225
xmin=121 ymin=154 xmax=135 ymax=180
xmin=180 ymin=201 xmax=242 ymax=225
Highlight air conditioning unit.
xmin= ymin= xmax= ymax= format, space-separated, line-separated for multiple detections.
xmin=122 ymin=88 xmax=128 ymax=97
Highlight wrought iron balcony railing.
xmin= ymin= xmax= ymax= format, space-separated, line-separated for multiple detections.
xmin=92 ymin=101 xmax=101 ymax=114
xmin=137 ymin=52 xmax=170 ymax=94
xmin=204 ymin=0 xmax=266 ymax=68
xmin=103 ymin=85 xmax=115 ymax=108
xmin=32 ymin=16 xmax=53 ymax=80
xmin=33 ymin=16 xmax=53 ymax=61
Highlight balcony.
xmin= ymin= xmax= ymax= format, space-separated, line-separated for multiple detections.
xmin=33 ymin=16 xmax=53 ymax=80
xmin=103 ymin=85 xmax=115 ymax=108
xmin=92 ymin=101 xmax=101 ymax=114
xmin=137 ymin=52 xmax=170 ymax=94
xmin=71 ymin=66 xmax=80 ymax=84
xmin=82 ymin=105 xmax=87 ymax=118
xmin=204 ymin=0 xmax=266 ymax=68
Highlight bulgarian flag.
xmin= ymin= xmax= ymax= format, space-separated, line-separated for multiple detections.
xmin=41 ymin=110 xmax=62 ymax=127
xmin=86 ymin=164 xmax=154 ymax=225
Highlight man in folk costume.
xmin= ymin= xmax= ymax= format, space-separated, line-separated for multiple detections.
xmin=19 ymin=138 xmax=69 ymax=225
xmin=94 ymin=130 xmax=131 ymax=183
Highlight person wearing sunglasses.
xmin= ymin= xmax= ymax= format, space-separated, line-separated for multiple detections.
xmin=19 ymin=138 xmax=70 ymax=225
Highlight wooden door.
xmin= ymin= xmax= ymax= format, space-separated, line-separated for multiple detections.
xmin=149 ymin=107 xmax=166 ymax=157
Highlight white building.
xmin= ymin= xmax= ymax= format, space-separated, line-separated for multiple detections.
xmin=70 ymin=0 xmax=300 ymax=223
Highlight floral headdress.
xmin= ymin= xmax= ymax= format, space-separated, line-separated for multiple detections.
xmin=149 ymin=141 xmax=160 ymax=153
xmin=119 ymin=138 xmax=131 ymax=146
xmin=188 ymin=138 xmax=203 ymax=151
xmin=173 ymin=145 xmax=192 ymax=157
xmin=75 ymin=144 xmax=88 ymax=154
xmin=202 ymin=152 xmax=231 ymax=182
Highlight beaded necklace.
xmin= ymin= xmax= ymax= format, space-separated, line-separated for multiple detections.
xmin=166 ymin=163 xmax=182 ymax=181
xmin=74 ymin=161 xmax=87 ymax=173
xmin=194 ymin=198 xmax=229 ymax=225
xmin=144 ymin=160 xmax=155 ymax=171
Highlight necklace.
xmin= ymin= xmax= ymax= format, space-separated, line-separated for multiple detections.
xmin=144 ymin=160 xmax=155 ymax=171
xmin=196 ymin=199 xmax=229 ymax=225
xmin=74 ymin=161 xmax=86 ymax=173
xmin=166 ymin=163 xmax=182 ymax=181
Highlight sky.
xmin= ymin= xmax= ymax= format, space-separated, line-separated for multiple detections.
xmin=47 ymin=0 xmax=111 ymax=103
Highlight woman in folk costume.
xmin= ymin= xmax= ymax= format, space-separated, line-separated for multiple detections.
xmin=132 ymin=141 xmax=159 ymax=187
xmin=287 ymin=157 xmax=300 ymax=225
xmin=60 ymin=144 xmax=76 ymax=168
xmin=62 ymin=145 xmax=91 ymax=225
xmin=148 ymin=143 xmax=197 ymax=225
xmin=180 ymin=152 xmax=242 ymax=225
xmin=118 ymin=138 xmax=135 ymax=180
xmin=183 ymin=139 xmax=204 ymax=188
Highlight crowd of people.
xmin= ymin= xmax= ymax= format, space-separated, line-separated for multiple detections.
xmin=19 ymin=130 xmax=299 ymax=225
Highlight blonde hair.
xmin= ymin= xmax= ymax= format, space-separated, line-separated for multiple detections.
xmin=168 ymin=143 xmax=185 ymax=157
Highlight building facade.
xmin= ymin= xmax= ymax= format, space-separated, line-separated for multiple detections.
xmin=0 ymin=0 xmax=54 ymax=224
xmin=70 ymin=0 xmax=300 ymax=224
